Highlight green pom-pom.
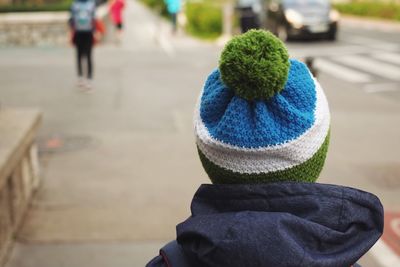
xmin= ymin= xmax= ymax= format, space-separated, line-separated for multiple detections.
xmin=219 ymin=30 xmax=290 ymax=101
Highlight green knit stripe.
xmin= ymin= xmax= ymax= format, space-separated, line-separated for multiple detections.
xmin=198 ymin=132 xmax=330 ymax=184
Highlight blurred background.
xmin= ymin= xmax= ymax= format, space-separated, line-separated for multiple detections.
xmin=0 ymin=0 xmax=399 ymax=266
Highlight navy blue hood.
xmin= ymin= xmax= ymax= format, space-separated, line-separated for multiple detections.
xmin=173 ymin=183 xmax=383 ymax=267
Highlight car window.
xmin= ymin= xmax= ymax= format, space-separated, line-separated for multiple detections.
xmin=237 ymin=0 xmax=261 ymax=8
xmin=283 ymin=0 xmax=329 ymax=8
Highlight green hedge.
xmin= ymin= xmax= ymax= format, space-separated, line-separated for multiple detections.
xmin=0 ymin=0 xmax=72 ymax=13
xmin=0 ymin=0 xmax=108 ymax=13
xmin=0 ymin=4 xmax=69 ymax=13
xmin=140 ymin=0 xmax=222 ymax=39
xmin=334 ymin=1 xmax=400 ymax=21
xmin=139 ymin=0 xmax=168 ymax=17
xmin=185 ymin=2 xmax=222 ymax=39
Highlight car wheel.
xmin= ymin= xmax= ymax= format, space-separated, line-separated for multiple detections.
xmin=327 ymin=31 xmax=336 ymax=41
xmin=277 ymin=25 xmax=288 ymax=42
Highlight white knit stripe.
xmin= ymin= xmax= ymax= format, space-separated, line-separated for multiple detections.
xmin=195 ymin=79 xmax=330 ymax=174
xmin=195 ymin=77 xmax=327 ymax=152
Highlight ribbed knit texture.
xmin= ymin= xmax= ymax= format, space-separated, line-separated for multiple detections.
xmin=200 ymin=60 xmax=316 ymax=148
xmin=198 ymin=132 xmax=330 ymax=184
xmin=194 ymin=60 xmax=330 ymax=184
xmin=194 ymin=30 xmax=331 ymax=184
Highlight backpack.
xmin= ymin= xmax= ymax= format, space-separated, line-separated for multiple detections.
xmin=71 ymin=0 xmax=95 ymax=32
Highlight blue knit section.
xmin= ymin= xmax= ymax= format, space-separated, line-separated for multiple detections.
xmin=200 ymin=59 xmax=316 ymax=148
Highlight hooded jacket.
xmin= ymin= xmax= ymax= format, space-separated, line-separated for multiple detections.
xmin=147 ymin=182 xmax=383 ymax=267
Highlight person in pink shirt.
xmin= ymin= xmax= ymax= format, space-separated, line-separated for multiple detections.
xmin=109 ymin=0 xmax=125 ymax=42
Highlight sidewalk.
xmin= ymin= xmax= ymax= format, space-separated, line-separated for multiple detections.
xmin=111 ymin=0 xmax=208 ymax=53
xmin=2 ymin=2 xmax=398 ymax=266
xmin=4 ymin=1 xmax=212 ymax=266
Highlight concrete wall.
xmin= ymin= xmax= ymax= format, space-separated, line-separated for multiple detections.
xmin=0 ymin=0 xmax=12 ymax=5
xmin=0 ymin=109 xmax=41 ymax=266
xmin=0 ymin=12 xmax=69 ymax=46
xmin=0 ymin=5 xmax=108 ymax=46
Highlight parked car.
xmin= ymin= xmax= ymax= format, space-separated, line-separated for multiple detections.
xmin=264 ymin=0 xmax=339 ymax=41
xmin=236 ymin=0 xmax=263 ymax=33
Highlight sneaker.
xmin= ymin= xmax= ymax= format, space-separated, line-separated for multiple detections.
xmin=77 ymin=77 xmax=85 ymax=88
xmin=84 ymin=79 xmax=94 ymax=93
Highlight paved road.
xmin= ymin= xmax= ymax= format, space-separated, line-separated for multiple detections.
xmin=1 ymin=1 xmax=400 ymax=266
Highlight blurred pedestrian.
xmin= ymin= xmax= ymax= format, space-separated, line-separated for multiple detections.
xmin=164 ymin=0 xmax=181 ymax=34
xmin=305 ymin=56 xmax=318 ymax=77
xmin=108 ymin=0 xmax=125 ymax=43
xmin=236 ymin=0 xmax=261 ymax=33
xmin=146 ymin=30 xmax=383 ymax=267
xmin=69 ymin=0 xmax=96 ymax=91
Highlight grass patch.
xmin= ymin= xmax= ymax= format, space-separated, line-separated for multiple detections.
xmin=0 ymin=0 xmax=108 ymax=13
xmin=185 ymin=1 xmax=222 ymax=40
xmin=0 ymin=0 xmax=73 ymax=13
xmin=140 ymin=0 xmax=223 ymax=40
xmin=334 ymin=1 xmax=400 ymax=22
xmin=139 ymin=0 xmax=168 ymax=17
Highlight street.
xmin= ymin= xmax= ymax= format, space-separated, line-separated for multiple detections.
xmin=1 ymin=1 xmax=400 ymax=266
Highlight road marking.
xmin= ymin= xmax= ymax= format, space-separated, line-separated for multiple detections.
xmin=392 ymin=218 xmax=400 ymax=237
xmin=370 ymin=239 xmax=400 ymax=267
xmin=363 ymin=83 xmax=399 ymax=93
xmin=334 ymin=55 xmax=400 ymax=81
xmin=382 ymin=212 xmax=400 ymax=259
xmin=314 ymin=58 xmax=371 ymax=83
xmin=289 ymin=45 xmax=370 ymax=58
xmin=346 ymin=36 xmax=384 ymax=44
xmin=158 ymin=33 xmax=176 ymax=57
xmin=368 ymin=43 xmax=400 ymax=52
xmin=346 ymin=36 xmax=400 ymax=51
xmin=371 ymin=53 xmax=400 ymax=65
xmin=153 ymin=22 xmax=176 ymax=57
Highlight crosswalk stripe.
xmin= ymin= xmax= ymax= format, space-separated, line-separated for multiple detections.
xmin=314 ymin=58 xmax=371 ymax=83
xmin=368 ymin=43 xmax=400 ymax=52
xmin=346 ymin=36 xmax=400 ymax=51
xmin=369 ymin=239 xmax=400 ymax=267
xmin=363 ymin=83 xmax=399 ymax=93
xmin=289 ymin=45 xmax=370 ymax=58
xmin=371 ymin=53 xmax=400 ymax=65
xmin=333 ymin=55 xmax=400 ymax=81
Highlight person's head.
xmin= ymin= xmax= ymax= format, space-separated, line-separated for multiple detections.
xmin=194 ymin=30 xmax=330 ymax=184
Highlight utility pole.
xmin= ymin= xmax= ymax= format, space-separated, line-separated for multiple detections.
xmin=218 ymin=0 xmax=234 ymax=45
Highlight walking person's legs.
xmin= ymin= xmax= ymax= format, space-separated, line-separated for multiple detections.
xmin=86 ymin=44 xmax=93 ymax=80
xmin=75 ymin=33 xmax=85 ymax=87
xmin=171 ymin=12 xmax=177 ymax=34
xmin=83 ymin=32 xmax=94 ymax=90
xmin=115 ymin=23 xmax=123 ymax=44
xmin=75 ymin=32 xmax=94 ymax=91
xmin=77 ymin=48 xmax=83 ymax=78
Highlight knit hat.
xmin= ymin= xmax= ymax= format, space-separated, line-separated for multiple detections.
xmin=194 ymin=30 xmax=330 ymax=184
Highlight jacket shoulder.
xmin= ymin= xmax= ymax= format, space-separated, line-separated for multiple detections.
xmin=146 ymin=240 xmax=200 ymax=267
xmin=146 ymin=255 xmax=167 ymax=267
